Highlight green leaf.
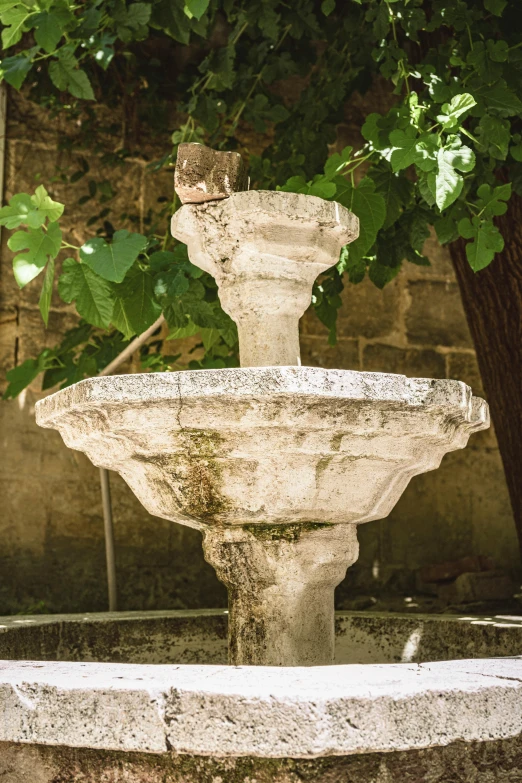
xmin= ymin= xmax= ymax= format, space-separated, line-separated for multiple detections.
xmin=184 ymin=0 xmax=209 ymax=20
xmin=484 ymin=0 xmax=506 ymax=15
xmin=33 ymin=11 xmax=63 ymax=53
xmin=474 ymin=80 xmax=522 ymax=117
xmin=368 ymin=163 xmax=413 ymax=229
xmin=9 ymin=221 xmax=62 ymax=287
xmin=111 ymin=265 xmax=161 ymax=339
xmin=458 ymin=217 xmax=504 ymax=271
xmin=0 ymin=53 xmax=32 ymax=88
xmin=0 ymin=186 xmax=63 ymax=229
xmin=478 ymin=115 xmax=511 ymax=160
xmin=58 ymin=258 xmax=114 ymax=328
xmin=389 ymin=127 xmax=418 ymax=171
xmin=80 ymin=230 xmax=148 ymax=283
xmin=321 ymin=0 xmax=335 ymax=16
xmin=1 ymin=7 xmax=29 ymax=48
xmin=430 ymin=144 xmax=475 ymax=211
xmin=126 ymin=2 xmax=151 ymax=27
xmin=49 ymin=49 xmax=95 ymax=100
xmin=324 ymin=146 xmax=352 ymax=180
xmin=335 ymin=176 xmax=386 ymax=263
xmin=436 ymin=93 xmax=476 ymax=130
xmin=474 ymin=182 xmax=511 ymax=218
xmin=38 ymin=257 xmax=54 ymax=326
xmin=3 ymin=355 xmax=47 ymax=399
xmin=368 ymin=259 xmax=400 ymax=289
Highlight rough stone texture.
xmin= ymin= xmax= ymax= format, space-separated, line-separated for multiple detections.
xmin=420 ymin=555 xmax=495 ymax=584
xmin=0 ymin=89 xmax=518 ymax=615
xmin=203 ymin=526 xmax=359 ymax=665
xmin=34 ymin=365 xmax=487 ymax=664
xmin=2 ymin=657 xmax=522 ymax=756
xmin=3 ymin=609 xmax=522 ymax=666
xmin=171 ymin=191 xmax=359 ymax=366
xmin=35 ymin=368 xmax=488 ymax=529
xmin=174 ymin=143 xmax=248 ymax=204
xmin=4 ymin=738 xmax=522 ymax=783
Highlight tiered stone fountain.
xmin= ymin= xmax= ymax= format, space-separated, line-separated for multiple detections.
xmin=2 ymin=144 xmax=522 ymax=782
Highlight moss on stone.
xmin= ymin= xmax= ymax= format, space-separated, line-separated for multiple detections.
xmin=242 ymin=522 xmax=333 ymax=543
xmin=176 ymin=429 xmax=230 ymax=522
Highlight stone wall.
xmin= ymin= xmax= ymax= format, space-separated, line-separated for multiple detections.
xmin=0 ymin=91 xmax=518 ymax=614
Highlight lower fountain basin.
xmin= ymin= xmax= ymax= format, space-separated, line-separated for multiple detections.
xmin=35 ymin=367 xmax=488 ymax=529
xmin=1 ymin=610 xmax=522 ymax=782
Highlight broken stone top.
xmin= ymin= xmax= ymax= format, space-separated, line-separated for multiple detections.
xmin=172 ymin=144 xmax=359 ymax=367
xmin=175 ymin=143 xmax=249 ymax=204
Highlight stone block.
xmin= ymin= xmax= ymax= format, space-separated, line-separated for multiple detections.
xmin=174 ymin=143 xmax=248 ymax=203
xmin=299 ymin=335 xmax=360 ymax=369
xmin=336 ymin=277 xmax=401 ymax=340
xmin=405 ymin=280 xmax=473 ymax=348
xmin=420 ymin=555 xmax=495 ymax=584
xmin=438 ymin=571 xmax=515 ymax=604
xmin=362 ymin=344 xmax=445 ymax=379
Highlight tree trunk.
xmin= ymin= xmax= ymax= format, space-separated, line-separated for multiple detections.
xmin=450 ymin=192 xmax=522 ymax=564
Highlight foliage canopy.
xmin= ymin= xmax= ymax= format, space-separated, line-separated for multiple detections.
xmin=1 ymin=0 xmax=521 ymax=397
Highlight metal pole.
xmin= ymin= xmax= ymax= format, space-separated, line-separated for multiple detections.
xmin=96 ymin=314 xmax=165 ymax=611
xmin=99 ymin=467 xmax=117 ymax=611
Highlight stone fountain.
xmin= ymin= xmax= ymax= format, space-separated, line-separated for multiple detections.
xmin=2 ymin=144 xmax=522 ymax=782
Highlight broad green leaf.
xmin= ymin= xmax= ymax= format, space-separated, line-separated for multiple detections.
xmin=474 ymin=79 xmax=522 ymax=116
xmin=32 ymin=184 xmax=64 ymax=222
xmin=9 ymin=221 xmax=62 ymax=287
xmin=368 ymin=259 xmax=400 ymax=289
xmin=199 ymin=327 xmax=221 ymax=350
xmin=111 ymin=266 xmax=161 ymax=339
xmin=0 ymin=53 xmax=32 ymax=88
xmin=324 ymin=146 xmax=352 ymax=180
xmin=368 ymin=163 xmax=413 ymax=229
xmin=436 ymin=93 xmax=476 ymax=129
xmin=38 ymin=257 xmax=54 ymax=325
xmin=184 ymin=0 xmax=209 ymax=20
xmin=430 ymin=144 xmax=475 ymax=211
xmin=49 ymin=49 xmax=95 ymax=100
xmin=335 ymin=176 xmax=386 ymax=263
xmin=3 ymin=354 xmax=50 ymax=399
xmin=0 ymin=193 xmax=39 ymax=228
xmin=126 ymin=2 xmax=151 ymax=27
xmin=308 ymin=179 xmax=336 ymax=199
xmin=33 ymin=11 xmax=63 ymax=52
xmin=58 ymin=258 xmax=114 ymax=328
xmin=389 ymin=127 xmax=418 ymax=171
xmin=484 ymin=0 xmax=506 ymax=15
xmin=458 ymin=217 xmax=504 ymax=271
xmin=1 ymin=7 xmax=29 ymax=48
xmin=321 ymin=0 xmax=335 ymax=16
xmin=474 ymin=182 xmax=511 ymax=218
xmin=80 ymin=230 xmax=148 ymax=283
xmin=478 ymin=115 xmax=511 ymax=160
xmin=0 ymin=186 xmax=63 ymax=228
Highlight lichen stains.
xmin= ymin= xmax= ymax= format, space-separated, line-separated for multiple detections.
xmin=242 ymin=522 xmax=332 ymax=543
xmin=177 ymin=429 xmax=230 ymax=523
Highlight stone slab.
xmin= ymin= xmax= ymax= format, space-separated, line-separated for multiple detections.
xmin=2 ymin=656 xmax=522 ymax=757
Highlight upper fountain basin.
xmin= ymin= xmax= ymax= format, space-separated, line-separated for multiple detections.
xmin=171 ymin=190 xmax=359 ymax=279
xmin=36 ymin=367 xmax=488 ymax=531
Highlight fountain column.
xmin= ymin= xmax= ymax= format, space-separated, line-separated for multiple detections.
xmin=203 ymin=524 xmax=359 ymax=666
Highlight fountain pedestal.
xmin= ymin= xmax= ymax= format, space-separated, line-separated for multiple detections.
xmin=204 ymin=524 xmax=358 ymax=666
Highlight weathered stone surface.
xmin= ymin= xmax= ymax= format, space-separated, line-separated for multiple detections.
xmin=203 ymin=525 xmax=359 ymax=665
xmin=3 ymin=736 xmax=522 ymax=783
xmin=35 ymin=367 xmax=488 ymax=530
xmin=174 ymin=143 xmax=248 ymax=204
xmin=406 ymin=281 xmax=473 ymax=348
xmin=171 ymin=191 xmax=359 ymax=366
xmin=3 ymin=609 xmax=522 ymax=666
xmin=2 ymin=657 xmax=522 ymax=756
xmin=438 ymin=571 xmax=515 ymax=604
